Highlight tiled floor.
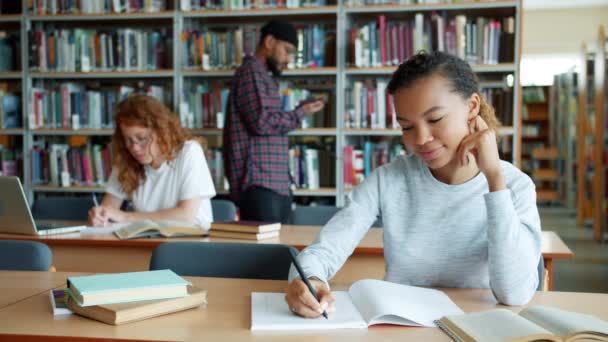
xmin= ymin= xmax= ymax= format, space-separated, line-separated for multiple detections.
xmin=540 ymin=206 xmax=608 ymax=293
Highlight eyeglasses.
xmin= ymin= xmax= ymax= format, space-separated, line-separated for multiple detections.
xmin=124 ymin=135 xmax=151 ymax=147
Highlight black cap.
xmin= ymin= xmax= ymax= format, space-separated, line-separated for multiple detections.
xmin=260 ymin=20 xmax=298 ymax=47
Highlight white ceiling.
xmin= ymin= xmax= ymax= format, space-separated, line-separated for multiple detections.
xmin=523 ymin=0 xmax=608 ymax=10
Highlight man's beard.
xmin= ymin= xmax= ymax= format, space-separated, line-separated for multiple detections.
xmin=266 ymin=56 xmax=283 ymax=77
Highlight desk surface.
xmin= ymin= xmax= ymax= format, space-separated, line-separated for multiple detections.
xmin=0 ymin=271 xmax=605 ymax=342
xmin=0 ymin=226 xmax=574 ymax=258
xmin=0 ymin=271 xmax=87 ymax=309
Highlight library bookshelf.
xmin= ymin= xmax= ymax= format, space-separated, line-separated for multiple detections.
xmin=0 ymin=0 xmax=522 ymax=208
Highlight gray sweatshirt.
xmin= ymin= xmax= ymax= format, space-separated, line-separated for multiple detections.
xmin=291 ymin=154 xmax=542 ymax=306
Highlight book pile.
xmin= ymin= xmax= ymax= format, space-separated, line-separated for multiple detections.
xmin=209 ymin=221 xmax=281 ymax=240
xmin=50 ymin=270 xmax=207 ymax=325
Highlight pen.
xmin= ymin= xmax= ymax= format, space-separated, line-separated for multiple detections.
xmin=288 ymin=247 xmax=328 ymax=319
xmin=92 ymin=193 xmax=106 ymax=227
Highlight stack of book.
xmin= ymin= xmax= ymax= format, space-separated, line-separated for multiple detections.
xmin=51 ymin=270 xmax=207 ymax=325
xmin=209 ymin=221 xmax=281 ymax=240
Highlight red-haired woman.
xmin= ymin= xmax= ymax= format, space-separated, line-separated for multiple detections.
xmin=87 ymin=94 xmax=216 ymax=228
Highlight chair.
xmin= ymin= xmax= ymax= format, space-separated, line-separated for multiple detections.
xmin=149 ymin=242 xmax=297 ymax=280
xmin=31 ymin=196 xmax=94 ymax=221
xmin=0 ymin=240 xmax=52 ymax=271
xmin=290 ymin=204 xmax=383 ymax=227
xmin=211 ymin=199 xmax=237 ymax=222
xmin=537 ymin=256 xmax=545 ymax=291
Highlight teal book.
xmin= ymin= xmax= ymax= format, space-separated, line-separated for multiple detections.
xmin=67 ymin=270 xmax=190 ymax=307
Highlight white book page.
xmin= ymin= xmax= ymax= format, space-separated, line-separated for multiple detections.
xmin=444 ymin=309 xmax=556 ymax=342
xmin=80 ymin=222 xmax=131 ymax=236
xmin=251 ymin=292 xmax=367 ymax=331
xmin=348 ymin=279 xmax=464 ymax=327
xmin=520 ymin=306 xmax=608 ymax=338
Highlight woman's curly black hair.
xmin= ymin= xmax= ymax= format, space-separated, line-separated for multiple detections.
xmin=387 ymin=51 xmax=500 ymax=131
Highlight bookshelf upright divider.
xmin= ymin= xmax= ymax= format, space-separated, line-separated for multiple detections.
xmin=593 ymin=25 xmax=606 ymax=241
xmin=6 ymin=0 xmax=522 ymax=209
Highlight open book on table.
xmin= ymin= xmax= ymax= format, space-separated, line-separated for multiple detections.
xmin=113 ymin=220 xmax=207 ymax=239
xmin=251 ymin=279 xmax=463 ymax=331
xmin=436 ymin=306 xmax=608 ymax=342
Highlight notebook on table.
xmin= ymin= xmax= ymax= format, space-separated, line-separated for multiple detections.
xmin=251 ymin=279 xmax=463 ymax=331
xmin=0 ymin=176 xmax=85 ymax=235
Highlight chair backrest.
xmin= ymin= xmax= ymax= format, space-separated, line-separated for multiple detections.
xmin=31 ymin=196 xmax=94 ymax=221
xmin=290 ymin=204 xmax=383 ymax=227
xmin=149 ymin=242 xmax=297 ymax=280
xmin=0 ymin=240 xmax=52 ymax=271
xmin=290 ymin=205 xmax=339 ymax=226
xmin=537 ymin=256 xmax=545 ymax=291
xmin=211 ymin=199 xmax=237 ymax=222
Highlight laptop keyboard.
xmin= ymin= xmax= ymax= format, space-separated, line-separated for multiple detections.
xmin=36 ymin=222 xmax=62 ymax=230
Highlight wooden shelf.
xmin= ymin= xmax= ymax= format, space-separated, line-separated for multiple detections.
xmin=0 ymin=14 xmax=21 ymax=22
xmin=31 ymin=129 xmax=113 ymax=136
xmin=344 ymin=126 xmax=515 ymax=137
xmin=293 ymin=187 xmax=336 ymax=197
xmin=537 ymin=189 xmax=559 ymax=202
xmin=0 ymin=128 xmax=24 ymax=135
xmin=533 ymin=169 xmax=559 ymax=181
xmin=29 ymin=11 xmax=175 ymax=21
xmin=345 ymin=63 xmax=515 ymax=75
xmin=30 ymin=70 xmax=174 ymax=79
xmin=532 ymin=147 xmax=559 ymax=160
xmin=183 ymin=6 xmax=338 ymax=17
xmin=0 ymin=72 xmax=22 ymax=79
xmin=190 ymin=128 xmax=337 ymax=136
xmin=344 ymin=0 xmax=517 ymax=13
xmin=182 ymin=67 xmax=337 ymax=77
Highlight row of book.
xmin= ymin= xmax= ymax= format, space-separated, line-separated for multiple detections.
xmin=349 ymin=13 xmax=514 ymax=68
xmin=522 ymin=125 xmax=543 ymax=137
xmin=345 ymin=0 xmax=491 ymax=6
xmin=30 ymin=0 xmax=167 ymax=14
xmin=29 ymin=83 xmax=168 ymax=129
xmin=0 ymin=88 xmax=21 ymax=129
xmin=278 ymin=82 xmax=333 ymax=129
xmin=344 ymin=79 xmax=396 ymax=130
xmin=345 ymin=80 xmax=514 ymax=130
xmin=343 ymin=141 xmax=405 ymax=188
xmin=180 ymin=84 xmax=229 ymax=129
xmin=30 ymin=143 xmax=112 ymax=187
xmin=181 ymin=25 xmax=332 ymax=70
xmin=0 ymin=145 xmax=21 ymax=178
xmin=480 ymin=87 xmax=513 ymax=127
xmin=0 ymin=32 xmax=18 ymax=72
xmin=289 ymin=144 xmax=335 ymax=190
xmin=182 ymin=0 xmax=330 ymax=10
xmin=29 ymin=28 xmax=172 ymax=72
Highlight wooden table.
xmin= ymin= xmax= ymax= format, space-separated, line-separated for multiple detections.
xmin=0 ymin=271 xmax=87 ymax=309
xmin=0 ymin=227 xmax=573 ymax=289
xmin=0 ymin=271 xmax=606 ymax=342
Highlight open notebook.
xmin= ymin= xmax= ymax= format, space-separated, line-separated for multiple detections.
xmin=251 ymin=279 xmax=463 ymax=331
xmin=436 ymin=306 xmax=608 ymax=342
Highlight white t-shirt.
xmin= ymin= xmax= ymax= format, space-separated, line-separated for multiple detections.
xmin=106 ymin=140 xmax=216 ymax=227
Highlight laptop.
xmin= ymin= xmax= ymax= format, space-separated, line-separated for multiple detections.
xmin=0 ymin=176 xmax=86 ymax=235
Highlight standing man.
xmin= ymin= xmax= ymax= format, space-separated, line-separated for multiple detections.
xmin=223 ymin=20 xmax=324 ymax=223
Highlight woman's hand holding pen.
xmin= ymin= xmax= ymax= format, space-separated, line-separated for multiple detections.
xmin=456 ymin=115 xmax=505 ymax=192
xmin=88 ymin=206 xmax=108 ymax=227
xmin=88 ymin=206 xmax=128 ymax=226
xmin=285 ymin=278 xmax=335 ymax=318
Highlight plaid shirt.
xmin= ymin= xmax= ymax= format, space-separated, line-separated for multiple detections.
xmin=223 ymin=55 xmax=304 ymax=202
